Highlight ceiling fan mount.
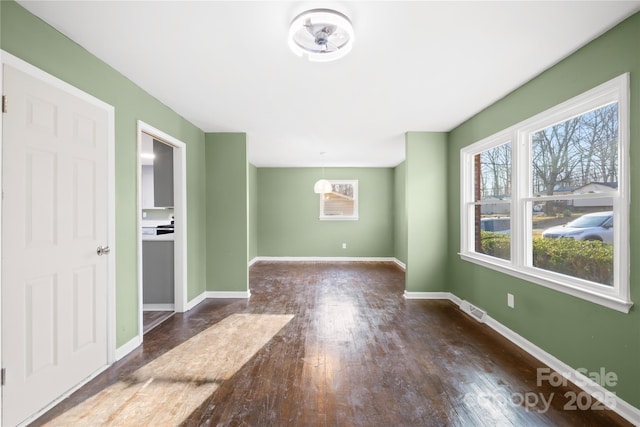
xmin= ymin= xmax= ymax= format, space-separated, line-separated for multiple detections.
xmin=288 ymin=9 xmax=354 ymax=62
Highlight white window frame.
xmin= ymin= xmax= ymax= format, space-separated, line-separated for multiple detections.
xmin=460 ymin=74 xmax=631 ymax=313
xmin=319 ymin=179 xmax=359 ymax=220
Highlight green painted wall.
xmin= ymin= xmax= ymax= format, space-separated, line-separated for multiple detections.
xmin=249 ymin=163 xmax=258 ymax=262
xmin=447 ymin=13 xmax=640 ymax=406
xmin=205 ymin=133 xmax=248 ymax=292
xmin=406 ymin=132 xmax=448 ymax=292
xmin=257 ymin=168 xmax=394 ymax=257
xmin=6 ymin=0 xmax=640 ymax=412
xmin=394 ymin=162 xmax=407 ymax=265
xmin=1 ymin=1 xmax=207 ymax=347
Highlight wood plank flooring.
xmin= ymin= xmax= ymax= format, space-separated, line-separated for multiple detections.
xmin=31 ymin=261 xmax=630 ymax=426
xmin=143 ymin=310 xmax=175 ymax=335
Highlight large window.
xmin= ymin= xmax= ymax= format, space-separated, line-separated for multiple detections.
xmin=460 ymin=74 xmax=630 ymax=312
xmin=319 ymin=180 xmax=359 ymax=220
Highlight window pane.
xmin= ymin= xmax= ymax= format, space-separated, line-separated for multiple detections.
xmin=533 ymin=199 xmax=614 ymax=286
xmin=474 ymin=204 xmax=510 ymax=260
xmin=320 ymin=181 xmax=358 ymax=219
xmin=461 ymin=76 xmax=628 ymax=309
xmin=531 ymin=103 xmax=618 ymax=198
xmin=474 ymin=142 xmax=512 ymax=201
xmin=323 ymin=192 xmax=354 ymax=216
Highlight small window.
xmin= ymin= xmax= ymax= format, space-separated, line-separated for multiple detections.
xmin=320 ymin=180 xmax=358 ymax=220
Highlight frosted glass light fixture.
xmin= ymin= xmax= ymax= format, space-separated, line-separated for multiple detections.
xmin=314 ymin=152 xmax=333 ymax=194
xmin=288 ymin=9 xmax=354 ymax=62
xmin=314 ymin=179 xmax=333 ymax=194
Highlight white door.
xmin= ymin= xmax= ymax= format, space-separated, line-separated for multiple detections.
xmin=2 ymin=64 xmax=110 ymax=426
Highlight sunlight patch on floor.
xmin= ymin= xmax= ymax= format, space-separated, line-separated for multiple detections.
xmin=45 ymin=313 xmax=294 ymax=426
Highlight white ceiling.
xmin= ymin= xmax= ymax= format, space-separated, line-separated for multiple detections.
xmin=17 ymin=1 xmax=640 ymax=167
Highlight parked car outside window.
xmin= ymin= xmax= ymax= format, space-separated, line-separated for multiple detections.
xmin=541 ymin=211 xmax=613 ymax=243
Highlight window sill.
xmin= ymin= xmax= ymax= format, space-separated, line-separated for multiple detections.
xmin=459 ymin=253 xmax=633 ymax=313
xmin=319 ymin=217 xmax=359 ymax=221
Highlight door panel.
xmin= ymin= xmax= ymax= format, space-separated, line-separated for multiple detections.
xmin=2 ymin=64 xmax=110 ymax=426
xmin=73 ymin=266 xmax=97 ymax=350
xmin=26 ymin=275 xmax=58 ymax=375
xmin=26 ymin=150 xmax=58 ymax=245
xmin=73 ymin=159 xmax=97 ymax=239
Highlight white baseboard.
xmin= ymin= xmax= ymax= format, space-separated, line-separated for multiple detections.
xmin=404 ymin=291 xmax=460 ymax=305
xmin=251 ymin=256 xmax=403 ymax=264
xmin=393 ymin=259 xmax=406 ymax=270
xmin=143 ymin=303 xmax=174 ymax=311
xmin=185 ymin=290 xmax=251 ymax=305
xmin=248 ymin=257 xmax=259 ymax=267
xmin=115 ymin=334 xmax=142 ymax=361
xmin=483 ymin=315 xmax=640 ymax=425
xmin=407 ymin=292 xmax=640 ymax=425
xmin=205 ymin=290 xmax=251 ymax=299
xmin=186 ymin=292 xmax=207 ymax=311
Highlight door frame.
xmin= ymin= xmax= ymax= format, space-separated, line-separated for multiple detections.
xmin=136 ymin=121 xmax=187 ymax=338
xmin=0 ymin=50 xmax=117 ymax=423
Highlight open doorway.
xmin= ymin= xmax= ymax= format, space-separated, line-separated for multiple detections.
xmin=137 ymin=121 xmax=187 ymax=338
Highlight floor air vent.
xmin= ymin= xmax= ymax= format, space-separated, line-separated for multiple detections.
xmin=460 ymin=300 xmax=487 ymax=323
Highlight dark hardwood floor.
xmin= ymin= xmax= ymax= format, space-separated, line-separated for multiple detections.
xmin=143 ymin=310 xmax=175 ymax=335
xmin=32 ymin=261 xmax=630 ymax=426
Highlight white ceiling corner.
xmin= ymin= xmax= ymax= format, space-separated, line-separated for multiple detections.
xmin=16 ymin=0 xmax=640 ymax=167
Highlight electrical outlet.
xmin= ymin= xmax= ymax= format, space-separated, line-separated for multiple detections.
xmin=342 ymin=243 xmax=347 ymax=249
xmin=142 ymin=211 xmax=147 ymax=219
xmin=507 ymin=293 xmax=515 ymax=308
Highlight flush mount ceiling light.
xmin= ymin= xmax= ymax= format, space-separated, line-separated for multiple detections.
xmin=288 ymin=9 xmax=354 ymax=62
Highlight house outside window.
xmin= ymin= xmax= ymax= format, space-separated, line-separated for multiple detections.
xmin=460 ymin=74 xmax=630 ymax=313
xmin=320 ymin=180 xmax=359 ymax=220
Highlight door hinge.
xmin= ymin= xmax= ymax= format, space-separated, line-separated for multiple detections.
xmin=1 ymin=368 xmax=5 ymax=386
xmin=2 ymin=95 xmax=6 ymax=113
